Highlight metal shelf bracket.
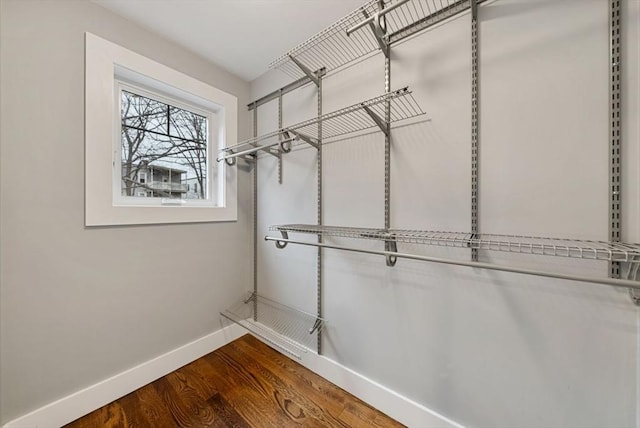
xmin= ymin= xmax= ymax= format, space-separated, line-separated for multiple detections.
xmin=288 ymin=55 xmax=320 ymax=87
xmin=385 ymin=236 xmax=397 ymax=267
xmin=285 ymin=130 xmax=319 ymax=150
xmin=362 ymin=104 xmax=389 ymax=137
xmin=359 ymin=5 xmax=389 ymax=58
xmin=275 ymin=230 xmax=289 ymax=249
xmin=309 ymin=318 xmax=323 ymax=334
xmin=346 ymin=0 xmax=414 ymax=58
xmin=621 ymin=256 xmax=640 ymax=306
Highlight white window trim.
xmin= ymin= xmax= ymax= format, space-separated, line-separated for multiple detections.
xmin=85 ymin=32 xmax=237 ymax=226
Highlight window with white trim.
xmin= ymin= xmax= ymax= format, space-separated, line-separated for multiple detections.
xmin=85 ymin=33 xmax=238 ymax=226
xmin=115 ymin=82 xmax=216 ymax=207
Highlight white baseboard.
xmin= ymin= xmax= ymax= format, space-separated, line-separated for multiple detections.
xmin=297 ymin=348 xmax=465 ymax=428
xmin=2 ymin=324 xmax=245 ymax=428
xmin=4 ymin=325 xmax=462 ymax=428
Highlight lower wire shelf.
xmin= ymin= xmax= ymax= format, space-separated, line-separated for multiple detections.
xmin=221 ymin=292 xmax=325 ymax=359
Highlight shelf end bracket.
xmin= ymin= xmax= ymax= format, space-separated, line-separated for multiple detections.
xmin=362 ymin=105 xmax=389 ymax=137
xmin=286 ymin=130 xmax=319 ymax=150
xmin=385 ymin=237 xmax=397 ymax=267
xmin=309 ymin=318 xmax=323 ymax=334
xmin=361 ymin=8 xmax=389 ymax=58
xmin=288 ymin=55 xmax=320 ymax=87
xmin=273 ymin=231 xmax=289 ymax=249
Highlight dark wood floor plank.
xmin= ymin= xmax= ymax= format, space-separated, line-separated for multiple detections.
xmin=116 ymin=389 xmax=156 ymax=428
xmin=206 ymin=393 xmax=250 ymax=428
xmin=164 ymin=371 xmax=218 ymax=427
xmin=239 ymin=334 xmax=404 ymax=428
xmin=132 ymin=383 xmax=178 ymax=427
xmin=65 ymin=334 xmax=404 ymax=428
xmin=202 ymin=351 xmax=295 ymax=426
xmin=153 ymin=375 xmax=212 ymax=428
xmin=219 ymin=340 xmax=351 ymax=427
xmin=233 ymin=335 xmax=348 ymax=413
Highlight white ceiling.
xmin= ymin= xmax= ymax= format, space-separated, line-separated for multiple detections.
xmin=92 ymin=0 xmax=366 ymax=82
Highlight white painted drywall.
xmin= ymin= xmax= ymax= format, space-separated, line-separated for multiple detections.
xmin=0 ymin=0 xmax=251 ymax=424
xmin=252 ymin=0 xmax=640 ymax=427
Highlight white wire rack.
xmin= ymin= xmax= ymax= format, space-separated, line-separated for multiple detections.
xmin=269 ymin=0 xmax=470 ymax=79
xmin=218 ymin=88 xmax=424 ymax=162
xmin=269 ymin=224 xmax=640 ymax=263
xmin=221 ymin=292 xmax=325 ymax=359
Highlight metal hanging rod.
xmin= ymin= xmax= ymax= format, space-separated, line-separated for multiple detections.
xmin=248 ymin=68 xmax=326 ymax=111
xmin=270 ymin=224 xmax=640 ymax=264
xmin=215 ymin=137 xmax=294 ymax=164
xmin=218 ymin=88 xmax=425 ymax=163
xmin=269 ymin=0 xmax=484 ymax=79
xmin=264 ymin=236 xmax=640 ymax=292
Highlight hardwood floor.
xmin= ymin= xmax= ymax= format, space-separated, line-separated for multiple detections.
xmin=65 ymin=334 xmax=405 ymax=427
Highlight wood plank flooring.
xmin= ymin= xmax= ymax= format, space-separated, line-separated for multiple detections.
xmin=65 ymin=334 xmax=405 ymax=427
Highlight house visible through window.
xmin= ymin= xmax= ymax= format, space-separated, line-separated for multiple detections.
xmin=118 ymin=84 xmax=210 ymax=203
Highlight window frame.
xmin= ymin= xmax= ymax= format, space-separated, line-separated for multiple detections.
xmin=85 ymin=32 xmax=237 ymax=226
xmin=114 ymin=80 xmax=217 ymax=208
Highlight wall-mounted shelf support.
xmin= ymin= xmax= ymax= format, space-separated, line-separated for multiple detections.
xmin=275 ymin=230 xmax=289 ymax=249
xmin=357 ymin=6 xmax=389 ymax=58
xmin=384 ymin=237 xmax=397 ymax=266
xmin=309 ymin=318 xmax=323 ymax=334
xmin=289 ymin=55 xmax=320 ymax=87
xmin=285 ymin=130 xmax=319 ymax=150
xmin=362 ymin=104 xmax=389 ymax=137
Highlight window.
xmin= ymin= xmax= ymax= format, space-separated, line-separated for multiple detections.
xmin=116 ymin=84 xmax=212 ymax=204
xmin=85 ymin=33 xmax=237 ymax=226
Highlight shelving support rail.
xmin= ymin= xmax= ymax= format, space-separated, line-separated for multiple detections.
xmin=265 ymin=224 xmax=640 ymax=296
xmin=217 ymin=88 xmax=424 ymax=166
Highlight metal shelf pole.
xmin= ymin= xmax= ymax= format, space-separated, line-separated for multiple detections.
xmin=253 ymin=108 xmax=258 ymax=320
xmin=608 ymin=0 xmax=638 ymax=305
xmin=316 ymin=75 xmax=323 ymax=354
xmin=471 ymin=0 xmax=479 ymax=262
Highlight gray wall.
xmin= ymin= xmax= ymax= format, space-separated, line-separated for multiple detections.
xmin=0 ymin=0 xmax=251 ymax=423
xmin=252 ymin=0 xmax=640 ymax=427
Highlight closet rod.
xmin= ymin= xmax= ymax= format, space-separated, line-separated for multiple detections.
xmin=264 ymin=236 xmax=640 ymax=291
xmin=248 ymin=68 xmax=326 ymax=111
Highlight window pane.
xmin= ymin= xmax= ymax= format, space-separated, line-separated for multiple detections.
xmin=120 ymin=90 xmax=208 ymax=200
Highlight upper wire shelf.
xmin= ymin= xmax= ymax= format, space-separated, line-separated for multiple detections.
xmin=218 ymin=87 xmax=425 ymax=163
xmin=221 ymin=292 xmax=325 ymax=359
xmin=269 ymin=0 xmax=472 ymax=79
xmin=270 ymin=224 xmax=640 ymax=263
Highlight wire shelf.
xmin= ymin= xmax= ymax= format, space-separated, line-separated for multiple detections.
xmin=269 ymin=0 xmax=470 ymax=79
xmin=221 ymin=292 xmax=325 ymax=359
xmin=218 ymin=88 xmax=424 ymax=162
xmin=270 ymin=224 xmax=640 ymax=263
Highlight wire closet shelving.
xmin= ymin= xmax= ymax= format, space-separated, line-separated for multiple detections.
xmin=269 ymin=0 xmax=474 ymax=79
xmin=217 ymin=88 xmax=424 ymax=163
xmin=221 ymin=293 xmax=325 ymax=360
xmin=269 ymin=224 xmax=640 ymax=263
